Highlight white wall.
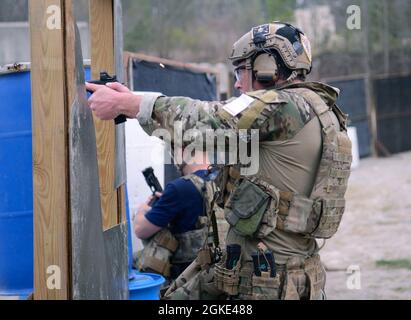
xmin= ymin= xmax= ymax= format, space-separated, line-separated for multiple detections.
xmin=0 ymin=22 xmax=90 ymax=65
xmin=125 ymin=119 xmax=165 ymax=254
xmin=348 ymin=126 xmax=360 ymax=169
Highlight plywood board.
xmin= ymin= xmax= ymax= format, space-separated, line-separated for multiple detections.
xmin=89 ymin=0 xmax=118 ymax=229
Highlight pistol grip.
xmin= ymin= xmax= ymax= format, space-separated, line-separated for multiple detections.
xmin=148 ymin=196 xmax=157 ymax=207
xmin=115 ymin=114 xmax=127 ymax=125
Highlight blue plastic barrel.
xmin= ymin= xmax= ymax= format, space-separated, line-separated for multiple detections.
xmin=128 ymin=270 xmax=165 ymax=300
xmin=0 ymin=70 xmax=33 ymax=297
xmin=0 ymin=66 xmax=92 ymax=297
xmin=125 ymin=188 xmax=166 ymax=300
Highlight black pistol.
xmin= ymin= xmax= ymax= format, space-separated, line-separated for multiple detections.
xmin=142 ymin=167 xmax=163 ymax=206
xmin=87 ymin=71 xmax=127 ymax=125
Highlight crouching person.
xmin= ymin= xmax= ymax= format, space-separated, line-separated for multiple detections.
xmin=133 ymin=153 xmax=225 ymax=299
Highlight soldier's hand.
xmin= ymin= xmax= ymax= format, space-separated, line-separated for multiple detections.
xmin=86 ymin=81 xmax=141 ymax=120
xmin=154 ymin=192 xmax=163 ymax=199
xmin=137 ymin=201 xmax=151 ymax=216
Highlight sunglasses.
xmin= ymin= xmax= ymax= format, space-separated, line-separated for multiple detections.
xmin=234 ymin=65 xmax=247 ymax=82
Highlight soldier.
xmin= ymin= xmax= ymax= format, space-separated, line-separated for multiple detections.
xmin=86 ymin=22 xmax=352 ymax=300
xmin=133 ymin=151 xmax=219 ymax=284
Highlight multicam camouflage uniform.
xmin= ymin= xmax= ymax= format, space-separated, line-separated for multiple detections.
xmin=138 ymin=81 xmax=351 ymax=300
xmin=136 ymin=22 xmax=352 ymax=300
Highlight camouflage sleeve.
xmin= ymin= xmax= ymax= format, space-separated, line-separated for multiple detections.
xmin=153 ymin=96 xmax=232 ymax=135
xmin=136 ymin=90 xmax=314 ymax=143
xmin=137 ymin=95 xmax=236 ymax=141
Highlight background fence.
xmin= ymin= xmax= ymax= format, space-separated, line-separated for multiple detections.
xmin=324 ymin=73 xmax=411 ymax=158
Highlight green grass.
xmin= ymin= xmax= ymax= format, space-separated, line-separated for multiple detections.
xmin=376 ymin=259 xmax=411 ymax=270
xmin=381 ymin=205 xmax=393 ymax=212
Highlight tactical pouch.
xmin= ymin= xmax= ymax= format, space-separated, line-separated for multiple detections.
xmin=152 ymin=229 xmax=179 ymax=252
xmin=224 ymin=179 xmax=270 ymax=237
xmin=237 ymin=263 xmax=254 ymax=298
xmin=172 ymin=226 xmax=208 ymax=264
xmin=281 ymin=254 xmax=325 ymax=300
xmin=251 ymin=272 xmax=282 ymax=300
xmin=214 ymin=252 xmax=242 ymax=296
xmin=138 ymin=245 xmax=173 ymax=277
xmin=310 ymin=198 xmax=346 ymax=238
xmin=304 ymin=255 xmax=326 ymax=300
xmin=138 ymin=229 xmax=179 ymax=277
xmin=282 ymin=194 xmax=314 ymax=234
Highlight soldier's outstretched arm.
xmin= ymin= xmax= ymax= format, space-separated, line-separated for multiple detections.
xmin=138 ymin=93 xmax=235 ymax=136
xmin=86 ymin=82 xmax=310 ymax=143
xmin=138 ymin=90 xmax=311 ymax=143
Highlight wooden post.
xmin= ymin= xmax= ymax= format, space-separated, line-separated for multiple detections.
xmin=89 ymin=0 xmax=124 ymax=229
xmin=30 ymin=0 xmax=75 ymax=299
xmin=30 ymin=0 xmax=126 ymax=299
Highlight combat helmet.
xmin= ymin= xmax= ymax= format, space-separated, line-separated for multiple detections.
xmin=229 ymin=22 xmax=312 ymax=83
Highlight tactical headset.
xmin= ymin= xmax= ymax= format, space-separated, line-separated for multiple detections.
xmin=252 ymin=52 xmax=279 ymax=83
xmin=251 ymin=22 xmax=305 ymax=84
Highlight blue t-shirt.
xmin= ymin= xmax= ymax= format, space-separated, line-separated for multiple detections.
xmin=145 ymin=170 xmax=213 ymax=234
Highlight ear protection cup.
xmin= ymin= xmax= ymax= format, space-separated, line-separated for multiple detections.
xmin=253 ymin=53 xmax=279 ymax=83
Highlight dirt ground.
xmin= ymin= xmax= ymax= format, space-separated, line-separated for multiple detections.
xmin=320 ymin=151 xmax=411 ymax=300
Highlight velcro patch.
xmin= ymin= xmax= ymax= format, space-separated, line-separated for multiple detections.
xmin=222 ymin=94 xmax=255 ymax=117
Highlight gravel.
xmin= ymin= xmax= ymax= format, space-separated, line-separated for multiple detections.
xmin=321 ymin=151 xmax=411 ymax=299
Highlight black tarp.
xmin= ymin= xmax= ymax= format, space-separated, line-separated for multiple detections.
xmin=374 ymin=75 xmax=411 ymax=154
xmin=328 ymin=78 xmax=371 ymax=157
xmin=132 ymin=59 xmax=217 ymax=100
xmin=131 ymin=58 xmax=218 ymax=184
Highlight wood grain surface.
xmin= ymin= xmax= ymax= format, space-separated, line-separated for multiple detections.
xmin=30 ymin=0 xmax=72 ymax=300
xmin=89 ymin=0 xmax=119 ymax=229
